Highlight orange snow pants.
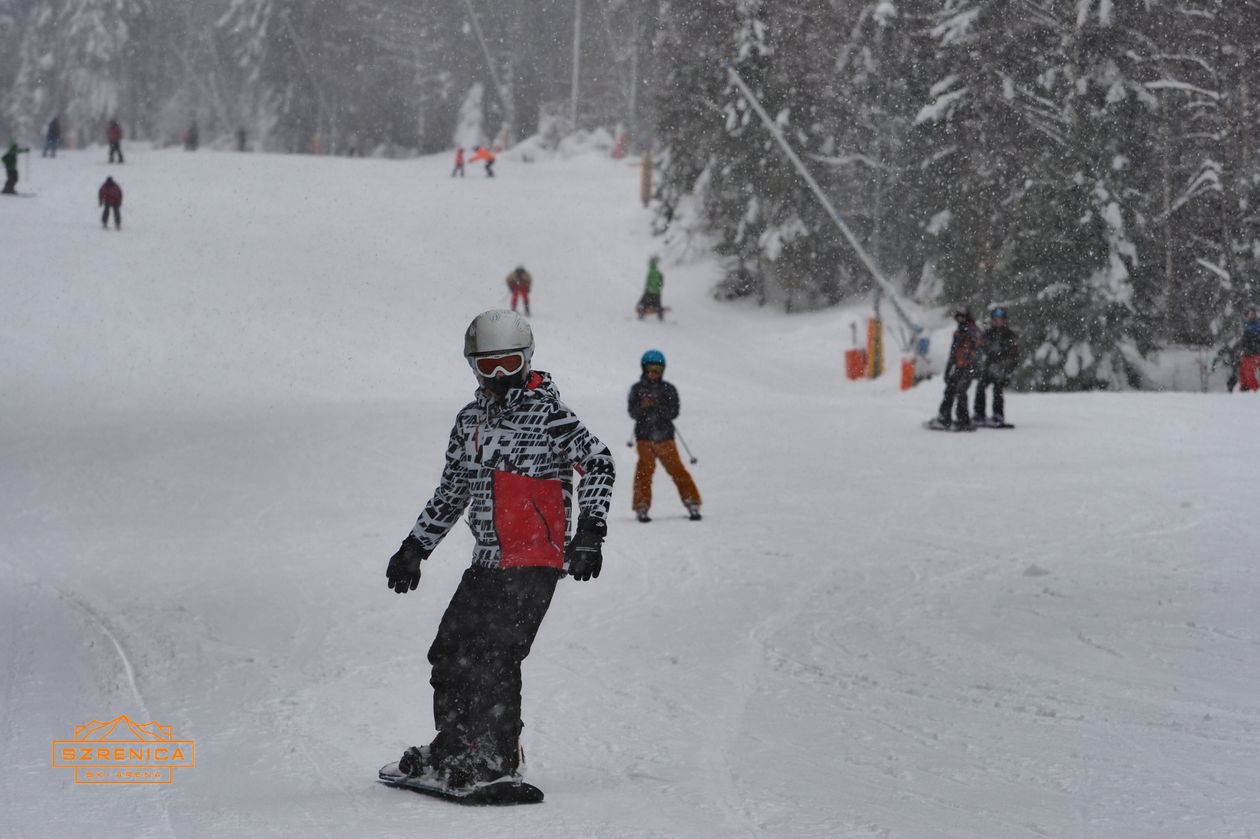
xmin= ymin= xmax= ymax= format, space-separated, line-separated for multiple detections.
xmin=633 ymin=439 xmax=701 ymax=512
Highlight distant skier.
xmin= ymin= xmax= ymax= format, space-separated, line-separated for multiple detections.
xmin=451 ymin=147 xmax=465 ymax=177
xmin=929 ymin=310 xmax=983 ymax=430
xmin=107 ymin=119 xmax=124 ymax=163
xmin=505 ymin=265 xmax=532 ymax=316
xmin=628 ymin=349 xmax=701 ymax=522
xmin=43 ymin=117 xmax=62 ymax=158
xmin=1237 ymin=308 xmax=1260 ymax=392
xmin=98 ymin=176 xmax=122 ymax=230
xmin=2 ymin=141 xmax=30 ymax=195
xmin=236 ymin=128 xmax=248 ymax=152
xmin=973 ymin=307 xmax=1020 ymax=426
xmin=384 ymin=309 xmax=614 ymax=791
xmin=469 ymin=145 xmax=495 ymax=177
xmin=184 ymin=120 xmax=199 ymax=151
xmin=637 ymin=255 xmax=665 ymax=320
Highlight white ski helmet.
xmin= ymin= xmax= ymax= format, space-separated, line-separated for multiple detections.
xmin=463 ymin=309 xmax=534 ymax=383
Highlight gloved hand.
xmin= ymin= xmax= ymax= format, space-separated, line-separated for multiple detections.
xmin=387 ymin=535 xmax=430 ymax=594
xmin=566 ymin=515 xmax=606 ymax=582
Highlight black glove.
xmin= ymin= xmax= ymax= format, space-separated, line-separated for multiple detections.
xmin=386 ymin=535 xmax=430 ymax=594
xmin=566 ymin=515 xmax=606 ymax=582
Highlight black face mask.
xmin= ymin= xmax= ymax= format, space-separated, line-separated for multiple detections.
xmin=483 ymin=370 xmax=526 ymax=400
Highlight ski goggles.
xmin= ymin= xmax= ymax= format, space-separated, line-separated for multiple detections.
xmin=471 ymin=351 xmax=526 ymax=378
xmin=642 ymin=363 xmax=664 ymax=375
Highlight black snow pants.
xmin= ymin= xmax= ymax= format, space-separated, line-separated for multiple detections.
xmin=938 ymin=367 xmax=975 ymax=424
xmin=428 ymin=565 xmax=561 ymax=773
xmin=973 ymin=374 xmax=1007 ymax=419
xmin=101 ymin=205 xmax=121 ymax=228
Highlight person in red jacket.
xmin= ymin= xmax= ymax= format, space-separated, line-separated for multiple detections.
xmin=469 ymin=145 xmax=495 ymax=177
xmin=99 ymin=176 xmax=122 ymax=230
xmin=107 ymin=119 xmax=124 ymax=164
xmin=929 ymin=309 xmax=983 ymax=430
xmin=451 ymin=147 xmax=465 ymax=177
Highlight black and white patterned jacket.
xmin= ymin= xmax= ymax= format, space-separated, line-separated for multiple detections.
xmin=410 ymin=371 xmax=615 ymax=570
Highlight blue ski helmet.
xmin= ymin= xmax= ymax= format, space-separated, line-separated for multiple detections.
xmin=991 ymin=307 xmax=1008 ymax=319
xmin=641 ymin=349 xmax=665 ymax=368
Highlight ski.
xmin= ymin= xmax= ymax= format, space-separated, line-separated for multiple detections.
xmin=377 ymin=761 xmax=544 ymax=806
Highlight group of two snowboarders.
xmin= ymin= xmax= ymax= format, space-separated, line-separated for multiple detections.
xmin=930 ymin=307 xmax=1021 ymax=431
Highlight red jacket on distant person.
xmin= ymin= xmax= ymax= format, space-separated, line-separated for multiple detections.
xmin=99 ymin=177 xmax=123 ymax=206
xmin=107 ymin=121 xmax=123 ymax=144
xmin=469 ymin=146 xmax=495 ymax=163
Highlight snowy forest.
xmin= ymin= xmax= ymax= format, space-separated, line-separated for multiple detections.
xmin=3 ymin=0 xmax=1259 ymax=389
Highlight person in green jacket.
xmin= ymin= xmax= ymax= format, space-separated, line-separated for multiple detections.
xmin=3 ymin=141 xmax=30 ymax=195
xmin=637 ymin=255 xmax=666 ymax=320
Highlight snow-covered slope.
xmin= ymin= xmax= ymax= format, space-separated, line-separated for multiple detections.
xmin=2 ymin=147 xmax=1257 ymax=838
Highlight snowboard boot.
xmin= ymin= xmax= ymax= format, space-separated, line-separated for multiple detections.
xmin=686 ymin=503 xmax=702 ymax=521
xmin=927 ymin=416 xmax=951 ymax=430
xmin=972 ymin=413 xmax=987 ymax=426
xmin=635 ymin=506 xmax=651 ymax=523
xmin=992 ymin=414 xmax=1006 ymax=427
xmin=397 ymin=744 xmax=439 ymax=779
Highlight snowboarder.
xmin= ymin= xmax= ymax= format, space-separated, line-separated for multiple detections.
xmin=384 ymin=309 xmax=615 ymax=791
xmin=236 ymin=127 xmax=248 ymax=152
xmin=628 ymin=349 xmax=701 ymax=522
xmin=107 ymin=119 xmax=124 ymax=163
xmin=1237 ymin=309 xmax=1260 ymax=392
xmin=43 ymin=117 xmax=62 ymax=158
xmin=469 ymin=145 xmax=495 ymax=177
xmin=184 ymin=120 xmax=199 ymax=151
xmin=451 ymin=147 xmax=465 ymax=177
xmin=929 ymin=310 xmax=983 ymax=430
xmin=98 ymin=176 xmax=122 ymax=230
xmin=973 ymin=307 xmax=1020 ymax=426
xmin=506 ymin=265 xmax=532 ymax=316
xmin=2 ymin=141 xmax=29 ymax=195
xmin=637 ymin=255 xmax=665 ymax=320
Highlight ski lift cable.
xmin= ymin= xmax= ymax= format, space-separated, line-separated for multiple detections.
xmin=723 ymin=61 xmax=922 ymax=349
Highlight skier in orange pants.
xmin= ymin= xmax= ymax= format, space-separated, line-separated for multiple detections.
xmin=628 ymin=350 xmax=701 ymax=522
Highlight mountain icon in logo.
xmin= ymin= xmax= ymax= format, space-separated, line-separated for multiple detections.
xmin=74 ymin=715 xmax=173 ymax=741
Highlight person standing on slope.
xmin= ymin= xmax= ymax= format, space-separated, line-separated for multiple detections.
xmin=469 ymin=145 xmax=495 ymax=177
xmin=451 ymin=146 xmax=465 ymax=177
xmin=385 ymin=309 xmax=615 ymax=790
xmin=628 ymin=349 xmax=701 ymax=522
xmin=43 ymin=117 xmax=62 ymax=158
xmin=106 ymin=119 xmax=124 ymax=164
xmin=637 ymin=255 xmax=665 ymax=320
xmin=1237 ymin=308 xmax=1260 ymax=392
xmin=2 ymin=141 xmax=30 ymax=195
xmin=98 ymin=176 xmax=123 ymax=230
xmin=929 ymin=310 xmax=983 ymax=430
xmin=505 ymin=265 xmax=532 ymax=316
xmin=973 ymin=307 xmax=1019 ymax=426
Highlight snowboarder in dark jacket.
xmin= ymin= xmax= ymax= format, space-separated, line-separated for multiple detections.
xmin=384 ymin=309 xmax=615 ymax=791
xmin=973 ymin=307 xmax=1019 ymax=425
xmin=43 ymin=117 xmax=62 ymax=157
xmin=98 ymin=177 xmax=122 ymax=229
xmin=2 ymin=141 xmax=30 ymax=194
xmin=930 ymin=310 xmax=983 ymax=430
xmin=628 ymin=349 xmax=701 ymax=521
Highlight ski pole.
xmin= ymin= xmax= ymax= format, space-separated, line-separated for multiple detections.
xmin=675 ymin=429 xmax=698 ymax=464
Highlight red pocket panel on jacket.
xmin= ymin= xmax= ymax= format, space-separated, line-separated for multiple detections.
xmin=492 ymin=471 xmax=566 ymax=569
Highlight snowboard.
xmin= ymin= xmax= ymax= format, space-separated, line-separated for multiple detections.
xmin=635 ymin=305 xmax=671 ymax=319
xmin=377 ymin=761 xmax=544 ymax=806
xmin=924 ymin=420 xmax=977 ymax=432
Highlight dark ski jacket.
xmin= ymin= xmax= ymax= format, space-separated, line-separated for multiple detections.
xmin=628 ymin=377 xmax=680 ymax=442
xmin=409 ymin=370 xmax=614 ymax=572
xmin=3 ymin=144 xmax=28 ymax=173
xmin=947 ymin=319 xmax=983 ymax=375
xmin=99 ymin=178 xmax=122 ymax=206
xmin=980 ymin=325 xmax=1020 ymax=380
xmin=1240 ymin=320 xmax=1260 ymax=357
